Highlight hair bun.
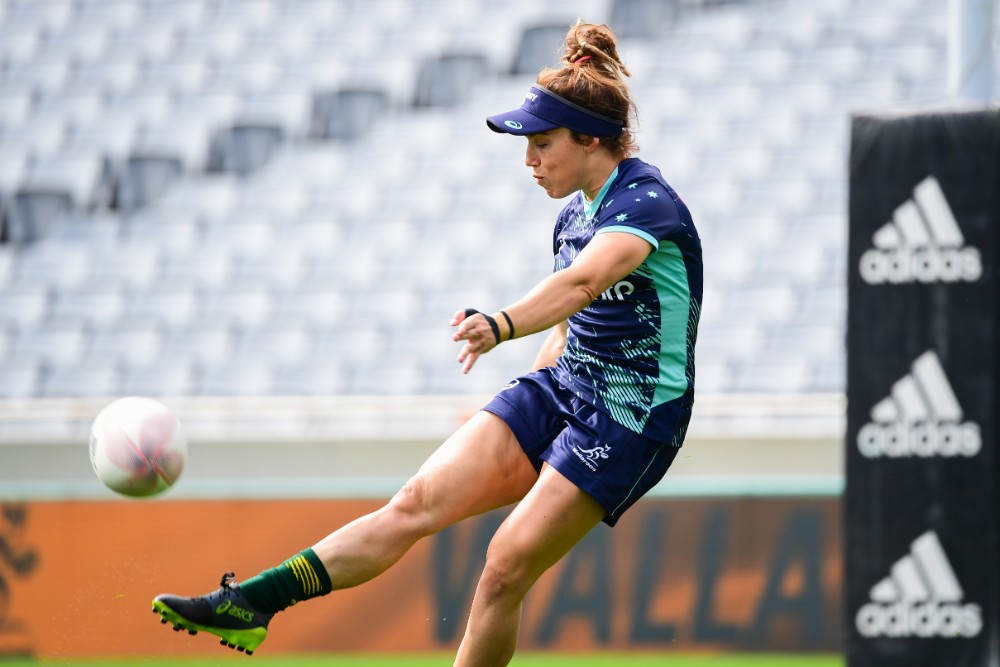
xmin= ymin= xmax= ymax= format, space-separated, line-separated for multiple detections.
xmin=563 ymin=20 xmax=630 ymax=77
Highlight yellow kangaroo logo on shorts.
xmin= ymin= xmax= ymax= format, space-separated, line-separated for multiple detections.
xmin=215 ymin=599 xmax=254 ymax=623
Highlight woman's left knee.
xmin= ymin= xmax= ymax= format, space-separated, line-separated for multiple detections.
xmin=477 ymin=545 xmax=535 ymax=605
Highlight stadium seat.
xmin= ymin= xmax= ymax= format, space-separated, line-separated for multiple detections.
xmin=200 ymin=216 xmax=276 ymax=255
xmin=122 ymin=209 xmax=201 ymax=255
xmin=217 ymin=124 xmax=285 ymax=176
xmin=609 ymin=0 xmax=679 ymax=39
xmin=88 ymin=322 xmax=163 ymax=366
xmin=412 ymin=52 xmax=490 ymax=107
xmin=7 ymin=190 xmax=74 ymax=245
xmin=0 ymin=150 xmax=29 ymax=201
xmin=49 ymin=285 xmax=126 ymax=328
xmin=161 ymin=322 xmax=236 ymax=366
xmin=16 ymin=151 xmax=111 ymax=210
xmin=0 ymin=285 xmax=50 ymax=331
xmin=313 ymin=324 xmax=383 ymax=369
xmin=236 ymin=90 xmax=314 ymax=139
xmin=346 ymin=358 xmax=425 ymax=395
xmin=198 ymin=359 xmax=275 ymax=396
xmin=0 ymin=247 xmax=14 ymax=288
xmin=695 ymin=323 xmax=766 ymax=366
xmin=159 ymin=248 xmax=234 ymax=289
xmin=41 ymin=360 xmax=120 ymax=398
xmin=68 ymin=58 xmax=140 ymax=95
xmin=274 ymin=361 xmax=347 ymax=396
xmin=230 ymin=247 xmax=304 ymax=289
xmin=121 ymin=285 xmax=201 ymax=330
xmin=172 ymin=90 xmax=241 ymax=129
xmin=149 ymin=175 xmax=238 ymax=219
xmin=510 ymin=24 xmax=570 ymax=75
xmin=86 ymin=240 xmax=160 ymax=289
xmin=0 ymin=360 xmax=41 ymax=399
xmin=63 ymin=115 xmax=139 ymax=163
xmin=209 ymin=54 xmax=281 ymax=92
xmin=34 ymin=25 xmax=109 ymax=64
xmin=11 ymin=322 xmax=89 ymax=367
xmin=310 ymin=87 xmax=390 ymax=141
xmin=731 ymin=356 xmax=813 ymax=394
xmin=102 ymin=89 xmax=173 ymax=127
xmin=0 ymin=26 xmax=41 ymax=66
xmin=0 ymin=89 xmax=32 ymax=127
xmin=0 ymin=116 xmax=66 ymax=158
xmin=140 ymin=0 xmax=206 ymax=30
xmin=273 ymin=287 xmax=347 ymax=329
xmin=116 ymin=155 xmax=183 ymax=213
xmin=172 ymin=26 xmax=246 ymax=63
xmin=103 ymin=25 xmax=175 ymax=63
xmin=140 ymin=55 xmax=209 ymax=94
xmin=11 ymin=238 xmax=91 ymax=289
xmin=4 ymin=0 xmax=73 ymax=33
xmin=74 ymin=0 xmax=141 ymax=31
xmin=233 ymin=323 xmax=315 ymax=366
xmin=200 ymin=285 xmax=275 ymax=328
xmin=122 ymin=360 xmax=197 ymax=396
xmin=134 ymin=116 xmax=216 ymax=173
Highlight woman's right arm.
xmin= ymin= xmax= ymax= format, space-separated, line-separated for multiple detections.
xmin=531 ymin=320 xmax=568 ymax=371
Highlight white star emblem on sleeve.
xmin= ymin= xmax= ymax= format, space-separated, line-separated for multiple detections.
xmin=615 ymin=213 xmax=628 ymax=222
xmin=627 ymin=183 xmax=637 ymax=189
xmin=647 ymin=191 xmax=659 ymax=198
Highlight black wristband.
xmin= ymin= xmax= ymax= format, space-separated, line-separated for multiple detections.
xmin=499 ymin=310 xmax=515 ymax=340
xmin=464 ymin=308 xmax=501 ymax=345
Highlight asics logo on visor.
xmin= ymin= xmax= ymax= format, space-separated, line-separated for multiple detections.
xmin=505 ymin=120 xmax=523 ymax=129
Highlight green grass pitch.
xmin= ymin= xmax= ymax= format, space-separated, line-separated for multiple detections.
xmin=6 ymin=653 xmax=845 ymax=666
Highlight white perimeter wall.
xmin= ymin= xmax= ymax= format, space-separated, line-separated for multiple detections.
xmin=0 ymin=393 xmax=845 ymax=500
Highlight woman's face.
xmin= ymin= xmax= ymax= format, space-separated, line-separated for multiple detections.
xmin=524 ymin=128 xmax=592 ymax=199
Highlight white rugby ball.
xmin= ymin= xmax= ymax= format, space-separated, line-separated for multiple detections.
xmin=89 ymin=396 xmax=187 ymax=498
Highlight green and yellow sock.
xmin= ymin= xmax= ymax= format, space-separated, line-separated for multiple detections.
xmin=239 ymin=548 xmax=333 ymax=614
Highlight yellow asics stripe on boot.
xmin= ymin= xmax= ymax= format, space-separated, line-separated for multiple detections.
xmin=152 ymin=572 xmax=273 ymax=655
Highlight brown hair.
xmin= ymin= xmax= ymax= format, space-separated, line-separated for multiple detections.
xmin=536 ymin=19 xmax=638 ymax=158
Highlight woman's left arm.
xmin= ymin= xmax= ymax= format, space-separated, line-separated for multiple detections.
xmin=453 ymin=231 xmax=653 ymax=372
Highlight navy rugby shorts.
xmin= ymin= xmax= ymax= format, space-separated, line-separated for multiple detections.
xmin=482 ymin=367 xmax=681 ymax=526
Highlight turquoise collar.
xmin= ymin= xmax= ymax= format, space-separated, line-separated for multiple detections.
xmin=581 ymin=165 xmax=619 ymax=220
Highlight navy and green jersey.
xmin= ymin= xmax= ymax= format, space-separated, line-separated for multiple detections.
xmin=551 ymin=157 xmax=702 ymax=442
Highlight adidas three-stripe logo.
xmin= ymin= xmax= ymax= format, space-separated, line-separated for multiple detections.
xmin=857 ymin=350 xmax=981 ymax=458
xmin=856 ymin=531 xmax=982 ymax=638
xmin=859 ymin=175 xmax=982 ymax=284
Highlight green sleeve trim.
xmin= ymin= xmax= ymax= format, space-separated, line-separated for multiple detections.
xmin=596 ymin=225 xmax=659 ymax=250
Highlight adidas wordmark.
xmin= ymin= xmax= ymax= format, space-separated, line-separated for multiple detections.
xmin=859 ymin=176 xmax=982 ymax=284
xmin=856 ymin=531 xmax=982 ymax=638
xmin=857 ymin=350 xmax=981 ymax=458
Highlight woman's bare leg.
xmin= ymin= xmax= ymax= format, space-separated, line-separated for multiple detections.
xmin=311 ymin=411 xmax=538 ymax=589
xmin=453 ymin=464 xmax=606 ymax=666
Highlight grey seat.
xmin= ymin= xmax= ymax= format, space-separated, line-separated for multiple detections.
xmin=412 ymin=52 xmax=489 ymax=108
xmin=510 ymin=24 xmax=567 ymax=75
xmin=217 ymin=124 xmax=285 ymax=176
xmin=310 ymin=87 xmax=389 ymax=141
